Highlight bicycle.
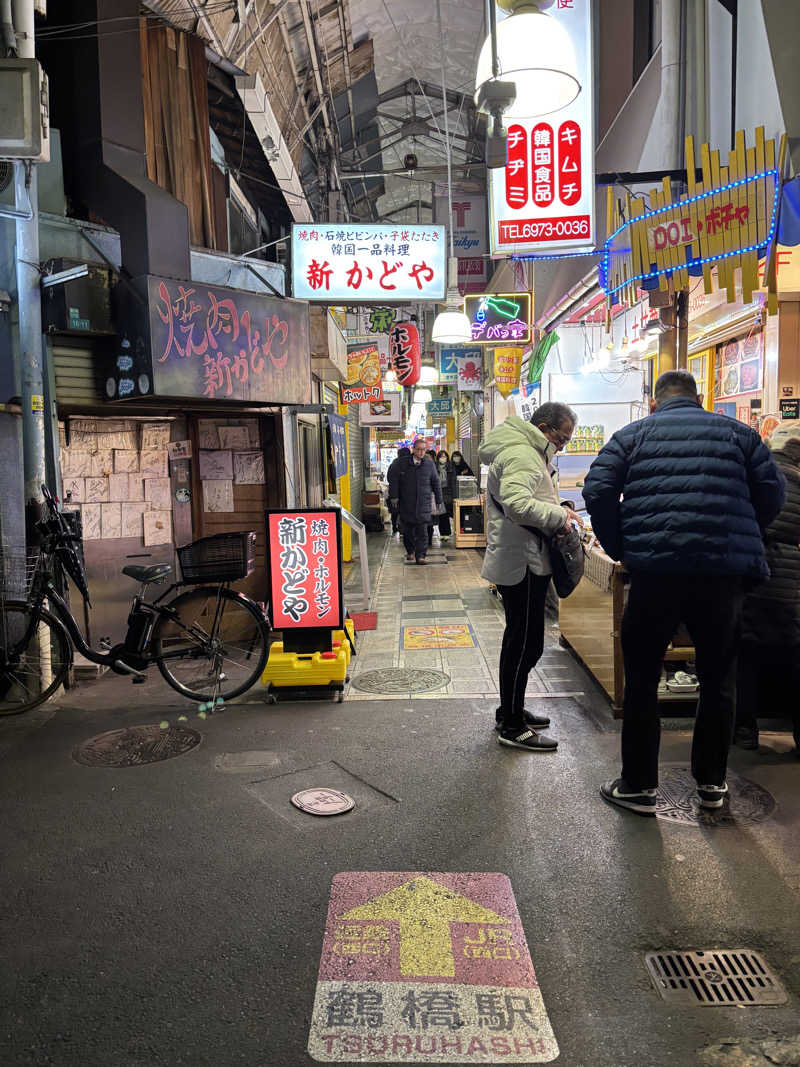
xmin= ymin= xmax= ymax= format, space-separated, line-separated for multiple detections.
xmin=0 ymin=485 xmax=271 ymax=716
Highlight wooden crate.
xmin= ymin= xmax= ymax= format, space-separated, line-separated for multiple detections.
xmin=454 ymin=498 xmax=486 ymax=549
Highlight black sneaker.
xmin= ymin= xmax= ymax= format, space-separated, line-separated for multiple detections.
xmin=498 ymin=727 xmax=558 ymax=751
xmin=697 ymin=782 xmax=728 ymax=809
xmin=600 ymin=778 xmax=657 ymax=815
xmin=495 ymin=708 xmax=551 ymax=731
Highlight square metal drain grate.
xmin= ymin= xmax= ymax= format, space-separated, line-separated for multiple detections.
xmin=645 ymin=949 xmax=788 ymax=1006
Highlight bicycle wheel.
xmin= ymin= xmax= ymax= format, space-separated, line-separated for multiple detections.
xmin=0 ymin=601 xmax=72 ymax=715
xmin=152 ymin=586 xmax=269 ymax=702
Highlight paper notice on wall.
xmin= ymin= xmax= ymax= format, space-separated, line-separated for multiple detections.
xmin=63 ymin=477 xmax=85 ymax=503
xmin=70 ymin=419 xmax=97 ymax=436
xmin=107 ymin=473 xmax=128 ymax=502
xmin=203 ymin=480 xmax=234 ymax=513
xmin=121 ymin=502 xmax=148 ymax=539
xmin=243 ymin=419 xmax=260 ymax=448
xmin=97 ymin=430 xmax=137 ymax=450
xmin=198 ymin=420 xmax=219 ymax=449
xmin=64 ymin=451 xmax=91 ymax=476
xmin=145 ymin=477 xmax=172 ymax=511
xmin=167 ymin=440 xmax=192 ymax=460
xmin=198 ymin=450 xmax=233 ymax=480
xmin=144 ymin=510 xmax=172 ymax=546
xmin=141 ymin=423 xmax=171 ymax=450
xmin=140 ymin=450 xmax=168 ymax=478
xmin=90 ymin=450 xmax=113 ymax=477
xmin=127 ymin=477 xmax=145 ymax=502
xmin=101 ymin=502 xmax=122 ymax=539
xmin=85 ymin=477 xmax=109 ymax=504
xmin=81 ymin=503 xmax=102 ymax=540
xmin=114 ymin=450 xmax=139 ymax=473
xmin=233 ymin=451 xmax=265 ymax=485
xmin=218 ymin=426 xmax=250 ymax=450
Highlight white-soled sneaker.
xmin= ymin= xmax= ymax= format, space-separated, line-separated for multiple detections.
xmin=498 ymin=727 xmax=558 ymax=752
xmin=697 ymin=782 xmax=729 ymax=809
xmin=600 ymin=778 xmax=657 ymax=815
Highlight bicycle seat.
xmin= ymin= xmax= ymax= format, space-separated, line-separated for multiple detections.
xmin=122 ymin=563 xmax=172 ymax=585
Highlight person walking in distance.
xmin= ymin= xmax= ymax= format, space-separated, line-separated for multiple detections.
xmin=583 ymin=370 xmax=784 ymax=815
xmin=480 ymin=402 xmax=583 ymax=751
xmin=386 ymin=447 xmax=410 ymax=536
xmin=388 ymin=438 xmax=443 ymax=565
xmin=436 ymin=450 xmax=454 ymax=540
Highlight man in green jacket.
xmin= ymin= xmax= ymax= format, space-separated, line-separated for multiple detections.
xmin=480 ymin=402 xmax=582 ymax=751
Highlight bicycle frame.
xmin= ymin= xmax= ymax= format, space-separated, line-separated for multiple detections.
xmin=19 ymin=554 xmax=233 ymax=676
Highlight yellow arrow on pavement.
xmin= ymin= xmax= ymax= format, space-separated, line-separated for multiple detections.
xmin=338 ymin=876 xmax=510 ymax=978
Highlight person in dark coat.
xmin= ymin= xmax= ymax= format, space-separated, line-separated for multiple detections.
xmin=451 ymin=451 xmax=474 ymax=480
xmin=735 ymin=422 xmax=800 ymax=754
xmin=583 ymin=370 xmax=785 ymax=816
xmin=386 ymin=447 xmax=410 ymax=535
xmin=435 ymin=450 xmax=454 ymax=538
xmin=388 ymin=437 xmax=443 ymax=564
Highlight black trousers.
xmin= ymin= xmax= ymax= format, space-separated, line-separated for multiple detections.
xmin=496 ymin=570 xmax=551 ymax=728
xmin=402 ymin=523 xmax=429 ymax=560
xmin=438 ymin=512 xmax=452 ymax=536
xmin=736 ymin=642 xmax=800 ymax=744
xmin=621 ymin=573 xmax=745 ymax=790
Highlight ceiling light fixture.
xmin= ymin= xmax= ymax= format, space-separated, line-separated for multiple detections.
xmin=431 ymin=0 xmax=473 ymax=346
xmin=475 ymin=0 xmax=581 ymax=121
xmin=413 ymin=388 xmax=433 ymax=405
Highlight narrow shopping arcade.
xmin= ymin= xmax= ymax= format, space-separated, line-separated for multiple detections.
xmin=2 ymin=529 xmax=799 ymax=1067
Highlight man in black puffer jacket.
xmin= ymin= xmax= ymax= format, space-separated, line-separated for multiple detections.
xmin=583 ymin=370 xmax=785 ymax=816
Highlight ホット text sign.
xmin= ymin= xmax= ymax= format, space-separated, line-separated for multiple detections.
xmin=308 ymin=872 xmax=559 ymax=1062
xmin=266 ymin=509 xmax=343 ymax=630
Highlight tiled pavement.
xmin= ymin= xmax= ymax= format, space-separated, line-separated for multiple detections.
xmin=346 ymin=531 xmax=588 ymax=701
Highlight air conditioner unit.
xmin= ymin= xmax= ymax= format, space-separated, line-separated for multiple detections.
xmin=0 ymin=59 xmax=50 ymax=162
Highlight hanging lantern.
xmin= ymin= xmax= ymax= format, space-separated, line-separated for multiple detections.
xmin=389 ymin=321 xmax=421 ymax=387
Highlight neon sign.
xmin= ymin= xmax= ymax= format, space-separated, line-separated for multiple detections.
xmin=463 ymin=292 xmax=532 ymax=344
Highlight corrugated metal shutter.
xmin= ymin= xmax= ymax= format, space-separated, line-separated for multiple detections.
xmin=52 ymin=344 xmax=105 ymax=406
xmin=346 ymin=403 xmax=364 ymax=520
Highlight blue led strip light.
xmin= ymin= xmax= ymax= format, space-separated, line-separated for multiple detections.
xmin=601 ymin=168 xmax=780 ymax=298
xmin=512 ymin=250 xmax=604 ymax=263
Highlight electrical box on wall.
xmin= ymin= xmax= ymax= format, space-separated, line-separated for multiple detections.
xmin=41 ymin=259 xmax=114 ymax=335
xmin=0 ymin=59 xmax=50 ymax=162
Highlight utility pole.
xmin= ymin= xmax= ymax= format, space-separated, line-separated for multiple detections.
xmin=12 ymin=0 xmax=46 ymax=541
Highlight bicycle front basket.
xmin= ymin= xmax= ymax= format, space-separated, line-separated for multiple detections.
xmin=177 ymin=531 xmax=257 ymax=583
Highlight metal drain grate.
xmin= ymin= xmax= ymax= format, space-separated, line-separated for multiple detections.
xmin=73 ymin=724 xmax=201 ymax=768
xmin=656 ymin=765 xmax=776 ymax=826
xmin=351 ymin=667 xmax=450 ymax=694
xmin=645 ymin=950 xmax=788 ymax=1006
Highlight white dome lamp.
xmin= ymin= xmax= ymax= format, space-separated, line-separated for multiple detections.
xmin=475 ymin=0 xmax=581 ymax=121
xmin=431 ymin=0 xmax=473 ymax=347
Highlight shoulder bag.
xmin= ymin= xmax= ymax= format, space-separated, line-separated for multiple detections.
xmin=490 ymin=493 xmax=585 ymax=598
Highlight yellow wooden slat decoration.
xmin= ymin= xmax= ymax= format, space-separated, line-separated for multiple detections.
xmin=744 ymin=144 xmax=759 ymax=296
xmin=633 ymin=197 xmax=650 ymax=306
xmin=723 ymin=155 xmax=736 ymax=301
xmin=730 ymin=148 xmax=744 ymax=285
xmin=755 ymin=126 xmax=767 ymax=269
xmin=684 ymin=135 xmax=704 ymax=286
xmin=661 ymin=176 xmax=677 ymax=283
xmin=700 ymin=143 xmax=714 ymax=293
xmin=710 ymin=150 xmax=726 ymax=294
xmin=765 ymin=134 xmax=785 ymax=316
xmin=650 ymin=186 xmax=668 ymax=289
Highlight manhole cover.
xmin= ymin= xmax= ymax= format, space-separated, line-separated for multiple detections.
xmin=351 ymin=668 xmax=450 ymax=694
xmin=291 ymin=788 xmax=355 ymax=815
xmin=656 ymin=765 xmax=776 ymax=826
xmin=73 ymin=724 xmax=201 ymax=768
xmin=645 ymin=950 xmax=788 ymax=1005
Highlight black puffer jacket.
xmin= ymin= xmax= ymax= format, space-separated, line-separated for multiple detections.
xmin=583 ymin=396 xmax=785 ymax=579
xmin=388 ymin=455 xmax=443 ymax=525
xmin=741 ymin=441 xmax=800 ymax=646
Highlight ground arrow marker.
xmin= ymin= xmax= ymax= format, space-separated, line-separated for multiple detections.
xmin=338 ymin=876 xmax=509 ymax=977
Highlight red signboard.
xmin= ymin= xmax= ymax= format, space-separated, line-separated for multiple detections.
xmin=531 ymin=123 xmax=554 ymax=207
xmin=389 ymin=322 xmax=421 ymax=387
xmin=266 ymin=509 xmax=344 ymax=630
xmin=557 ymin=120 xmax=581 ymax=206
xmin=505 ymin=124 xmax=529 ymax=210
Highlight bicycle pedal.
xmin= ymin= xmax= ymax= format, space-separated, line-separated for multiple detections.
xmin=131 ymin=675 xmax=146 ymax=684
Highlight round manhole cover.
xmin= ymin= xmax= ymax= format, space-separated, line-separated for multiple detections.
xmin=73 ymin=724 xmax=201 ymax=768
xmin=656 ymin=764 xmax=776 ymax=826
xmin=291 ymin=788 xmax=355 ymax=815
xmin=351 ymin=668 xmax=450 ymax=694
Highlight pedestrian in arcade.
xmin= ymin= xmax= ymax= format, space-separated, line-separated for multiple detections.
xmin=388 ymin=438 xmax=443 ymax=565
xmin=734 ymin=421 xmax=800 ymax=755
xmin=386 ymin=446 xmax=410 ymax=536
xmin=451 ymin=450 xmax=474 ymax=481
xmin=583 ymin=370 xmax=785 ymax=815
xmin=480 ymin=402 xmax=583 ymax=751
xmin=436 ymin=450 xmax=454 ymax=539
